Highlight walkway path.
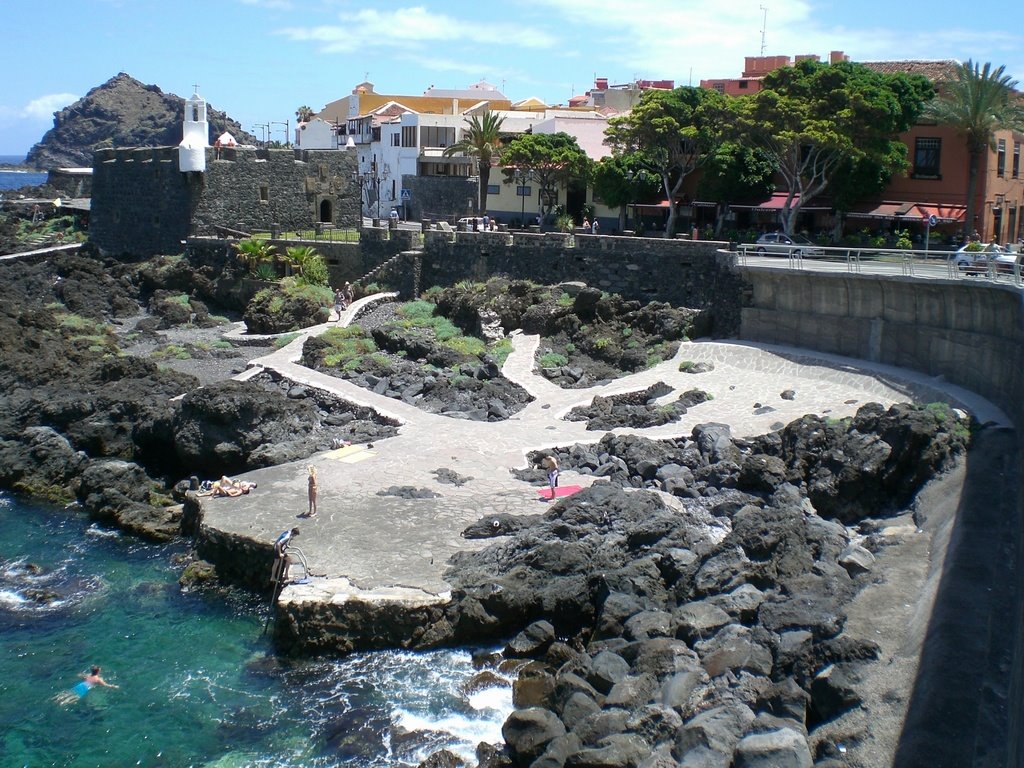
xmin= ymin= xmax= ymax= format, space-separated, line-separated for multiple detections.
xmin=198 ymin=294 xmax=1009 ymax=617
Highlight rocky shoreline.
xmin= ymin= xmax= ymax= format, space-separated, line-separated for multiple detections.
xmin=0 ymin=246 xmax=984 ymax=767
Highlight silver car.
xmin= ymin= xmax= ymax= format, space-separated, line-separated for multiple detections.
xmin=753 ymin=232 xmax=824 ymax=257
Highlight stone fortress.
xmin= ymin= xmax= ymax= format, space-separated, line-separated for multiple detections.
xmin=89 ymin=91 xmax=359 ymax=256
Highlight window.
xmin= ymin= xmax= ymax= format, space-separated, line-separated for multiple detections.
xmin=712 ymin=83 xmax=725 ymax=94
xmin=391 ymin=133 xmax=400 ymax=146
xmin=913 ymin=137 xmax=941 ymax=179
xmin=738 ymin=80 xmax=749 ymax=89
xmin=401 ymin=126 xmax=416 ymax=147
xmin=1012 ymin=142 xmax=1020 ymax=179
xmin=260 ymin=183 xmax=269 ymax=203
xmin=487 ymin=184 xmax=500 ymax=195
xmin=997 ymin=139 xmax=1006 ymax=177
xmin=421 ymin=126 xmax=455 ymax=148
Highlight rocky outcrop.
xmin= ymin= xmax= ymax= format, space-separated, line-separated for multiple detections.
xmin=173 ymin=374 xmax=398 ymax=478
xmin=423 ymin=404 xmax=969 ymax=768
xmin=26 ymin=72 xmax=257 ymax=169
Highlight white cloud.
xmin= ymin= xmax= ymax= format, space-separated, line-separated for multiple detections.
xmin=278 ymin=6 xmax=556 ymax=54
xmin=22 ymin=94 xmax=79 ymax=122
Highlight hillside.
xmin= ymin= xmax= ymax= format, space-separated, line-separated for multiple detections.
xmin=26 ymin=73 xmax=258 ymax=169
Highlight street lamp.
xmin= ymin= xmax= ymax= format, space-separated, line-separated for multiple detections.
xmin=270 ymin=120 xmax=290 ymax=147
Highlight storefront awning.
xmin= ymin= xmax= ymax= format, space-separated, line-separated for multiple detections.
xmin=730 ymin=192 xmax=830 ymax=212
xmin=911 ymin=203 xmax=967 ymax=223
xmin=632 ymin=200 xmax=717 ymax=211
xmin=846 ymin=201 xmax=915 ymax=220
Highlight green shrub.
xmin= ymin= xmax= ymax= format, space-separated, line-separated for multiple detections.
xmin=211 ymin=340 xmax=233 ymax=349
xmin=254 ymin=262 xmax=278 ymax=281
xmin=168 ymin=293 xmax=191 ymax=307
xmin=273 ymin=333 xmax=300 ymax=349
xmin=539 ymin=352 xmax=568 ymax=368
xmin=557 ymin=292 xmax=574 ymax=307
xmin=443 ymin=336 xmax=486 ymax=357
xmin=490 ymin=337 xmax=514 ymax=366
xmin=594 ymin=337 xmax=611 ymax=350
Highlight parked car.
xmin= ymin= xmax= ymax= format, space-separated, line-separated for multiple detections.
xmin=753 ymin=232 xmax=824 ymax=257
xmin=951 ymin=243 xmax=1020 ymax=275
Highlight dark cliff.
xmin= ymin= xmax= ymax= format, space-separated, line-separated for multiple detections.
xmin=26 ymin=73 xmax=257 ymax=169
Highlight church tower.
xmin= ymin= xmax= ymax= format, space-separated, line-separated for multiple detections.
xmin=178 ymin=88 xmax=209 ymax=172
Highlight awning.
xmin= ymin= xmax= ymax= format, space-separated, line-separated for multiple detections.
xmin=632 ymin=200 xmax=718 ymax=211
xmin=911 ymin=203 xmax=966 ymax=223
xmin=846 ymin=201 xmax=916 ymax=220
xmin=730 ymin=192 xmax=830 ymax=212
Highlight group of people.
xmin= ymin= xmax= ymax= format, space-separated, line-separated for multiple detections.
xmin=581 ymin=218 xmax=600 ymax=235
xmin=332 ymin=281 xmax=355 ymax=322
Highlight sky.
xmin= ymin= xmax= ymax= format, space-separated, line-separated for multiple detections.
xmin=1 ymin=0 xmax=1021 ymax=158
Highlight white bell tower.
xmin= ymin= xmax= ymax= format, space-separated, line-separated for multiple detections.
xmin=178 ymin=86 xmax=209 ymax=173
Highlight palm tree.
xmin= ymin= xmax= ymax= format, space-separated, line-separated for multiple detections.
xmin=925 ymin=61 xmax=1024 ymax=239
xmin=295 ymin=106 xmax=315 ymax=123
xmin=443 ymin=111 xmax=505 ymax=213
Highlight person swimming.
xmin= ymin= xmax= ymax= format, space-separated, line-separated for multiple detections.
xmin=53 ymin=665 xmax=119 ymax=705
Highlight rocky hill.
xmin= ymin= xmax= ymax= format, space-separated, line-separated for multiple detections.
xmin=26 ymin=73 xmax=258 ymax=169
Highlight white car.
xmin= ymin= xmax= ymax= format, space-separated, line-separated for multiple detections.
xmin=951 ymin=243 xmax=1020 ymax=274
xmin=753 ymin=232 xmax=824 ymax=257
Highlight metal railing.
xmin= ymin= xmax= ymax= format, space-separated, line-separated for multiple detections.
xmin=735 ymin=243 xmax=1024 ymax=287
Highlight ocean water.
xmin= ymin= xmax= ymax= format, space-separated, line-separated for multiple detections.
xmin=0 ymin=494 xmax=512 ymax=767
xmin=0 ymin=154 xmax=47 ymax=191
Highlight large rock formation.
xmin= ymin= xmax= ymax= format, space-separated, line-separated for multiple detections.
xmin=26 ymin=73 xmax=257 ymax=168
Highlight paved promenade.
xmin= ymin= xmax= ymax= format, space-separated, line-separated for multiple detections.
xmin=201 ymin=295 xmax=1009 ymax=615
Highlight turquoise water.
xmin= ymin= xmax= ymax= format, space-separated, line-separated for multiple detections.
xmin=0 ymin=494 xmax=511 ymax=767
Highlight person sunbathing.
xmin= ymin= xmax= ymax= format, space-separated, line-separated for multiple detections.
xmin=211 ymin=476 xmax=257 ymax=497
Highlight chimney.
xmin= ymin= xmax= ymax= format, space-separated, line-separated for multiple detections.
xmin=595 ymin=77 xmax=608 ymax=90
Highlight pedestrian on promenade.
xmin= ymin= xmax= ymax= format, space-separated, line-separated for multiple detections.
xmin=343 ymin=281 xmax=354 ymax=307
xmin=582 ymin=217 xmax=591 ymax=234
xmin=591 ymin=218 xmax=600 ymax=235
xmin=333 ymin=288 xmax=345 ymax=321
xmin=306 ymin=466 xmax=318 ymax=518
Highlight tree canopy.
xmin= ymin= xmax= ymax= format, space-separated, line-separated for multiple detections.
xmin=592 ymin=154 xmax=661 ymax=231
xmin=501 ymin=132 xmax=591 ymax=221
xmin=604 ymin=86 xmax=729 ymax=237
xmin=732 ymin=59 xmax=933 ymax=234
xmin=295 ymin=106 xmax=315 ymax=123
xmin=925 ymin=60 xmax=1024 ymax=238
xmin=443 ymin=110 xmax=506 ymax=213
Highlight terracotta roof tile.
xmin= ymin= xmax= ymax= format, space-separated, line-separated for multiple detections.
xmin=859 ymin=59 xmax=959 ymax=82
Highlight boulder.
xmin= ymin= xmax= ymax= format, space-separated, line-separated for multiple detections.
xmin=506 ymin=620 xmax=557 ymax=657
xmin=731 ymin=728 xmax=812 ymax=768
xmin=837 ymin=544 xmax=875 ymax=576
xmin=513 ymin=662 xmax=556 ymax=708
xmin=566 ymin=733 xmax=652 ymax=768
xmin=588 ymin=651 xmax=631 ymax=695
xmin=673 ymin=602 xmax=732 ymax=644
xmin=502 ymin=708 xmax=566 ymax=764
xmin=810 ymin=663 xmax=862 ymax=723
xmin=675 ymin=702 xmax=755 ymax=765
xmin=694 ymin=625 xmax=773 ymax=678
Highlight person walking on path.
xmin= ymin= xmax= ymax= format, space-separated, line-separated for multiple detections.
xmin=541 ymin=454 xmax=559 ymax=498
xmin=333 ymin=288 xmax=345 ymax=321
xmin=53 ymin=665 xmax=119 ymax=705
xmin=591 ymin=218 xmax=600 ymax=235
xmin=343 ymin=281 xmax=354 ymax=308
xmin=306 ymin=466 xmax=318 ymax=518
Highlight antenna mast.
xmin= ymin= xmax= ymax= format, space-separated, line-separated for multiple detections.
xmin=759 ymin=6 xmax=768 ymax=55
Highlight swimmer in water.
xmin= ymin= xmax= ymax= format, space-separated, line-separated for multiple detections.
xmin=53 ymin=665 xmax=118 ymax=705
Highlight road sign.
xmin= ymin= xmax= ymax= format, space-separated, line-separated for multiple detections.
xmin=400 ymin=188 xmax=412 ymax=201
xmin=928 ymin=214 xmax=938 ymax=227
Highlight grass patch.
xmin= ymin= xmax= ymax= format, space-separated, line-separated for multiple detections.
xmin=151 ymin=344 xmax=192 ymax=360
xmin=321 ymin=326 xmax=378 ymax=368
xmin=211 ymin=340 xmax=233 ymax=350
xmin=490 ymin=337 xmax=514 ymax=366
xmin=274 ymin=333 xmax=300 ymax=349
xmin=208 ymin=315 xmax=232 ymax=325
xmin=539 ymin=352 xmax=569 ymax=368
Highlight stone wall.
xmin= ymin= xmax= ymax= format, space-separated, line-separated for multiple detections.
xmin=91 ymin=147 xmax=194 ymax=255
xmin=193 ymin=147 xmax=359 ymax=236
xmin=418 ymin=231 xmax=746 ymax=334
xmin=403 ymin=175 xmax=478 ymax=222
xmin=90 ymin=146 xmax=359 ymax=257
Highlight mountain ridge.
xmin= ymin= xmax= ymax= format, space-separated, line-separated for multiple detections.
xmin=26 ymin=73 xmax=258 ymax=168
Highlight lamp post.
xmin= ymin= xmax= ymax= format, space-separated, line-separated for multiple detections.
xmin=270 ymin=120 xmax=290 ymax=147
